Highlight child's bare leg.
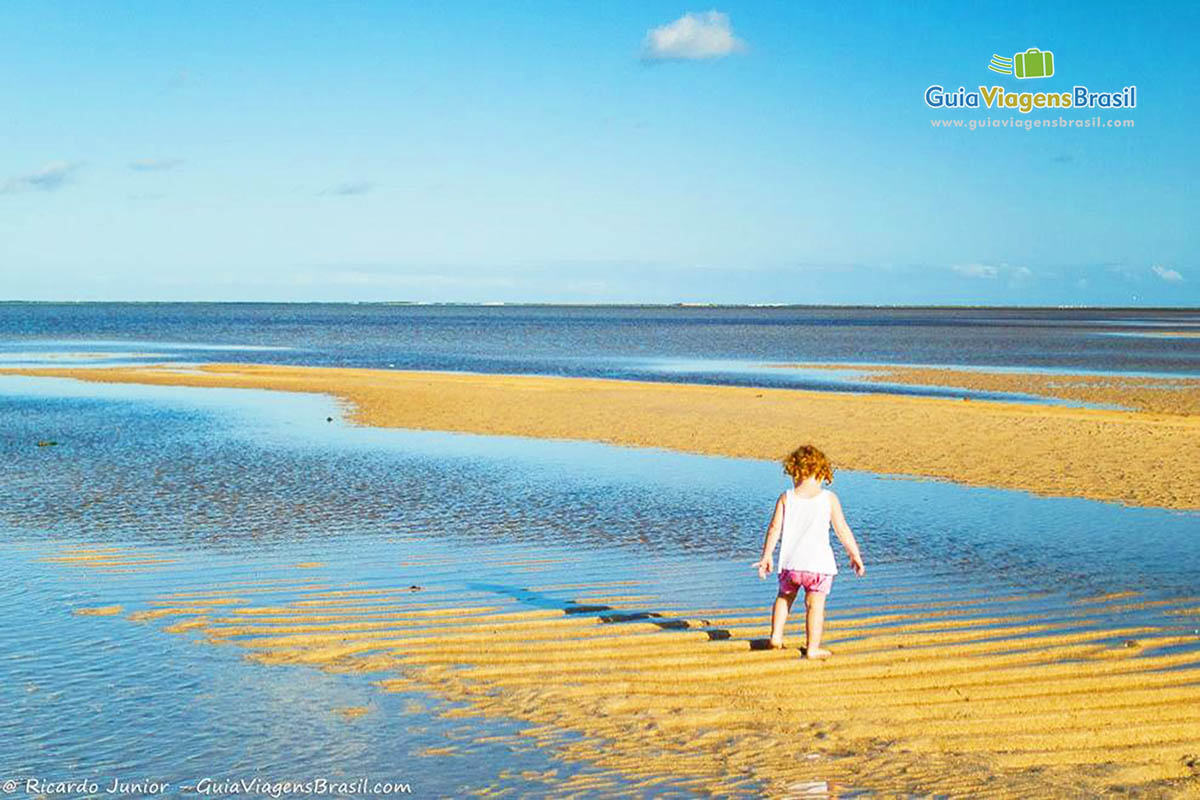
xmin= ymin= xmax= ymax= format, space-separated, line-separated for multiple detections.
xmin=804 ymin=591 xmax=832 ymax=658
xmin=768 ymin=592 xmax=797 ymax=647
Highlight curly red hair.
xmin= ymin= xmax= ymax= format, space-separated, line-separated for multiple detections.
xmin=782 ymin=444 xmax=834 ymax=485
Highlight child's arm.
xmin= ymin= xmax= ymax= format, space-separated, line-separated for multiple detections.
xmin=829 ymin=492 xmax=866 ymax=576
xmin=750 ymin=493 xmax=786 ymax=579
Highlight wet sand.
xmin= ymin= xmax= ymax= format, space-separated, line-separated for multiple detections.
xmin=43 ymin=541 xmax=1200 ymax=797
xmin=781 ymin=362 xmax=1200 ymax=416
xmin=1122 ymin=331 xmax=1200 ymax=340
xmin=5 ymin=363 xmax=1199 ymax=509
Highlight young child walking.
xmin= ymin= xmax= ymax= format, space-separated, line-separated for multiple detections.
xmin=751 ymin=444 xmax=865 ymax=658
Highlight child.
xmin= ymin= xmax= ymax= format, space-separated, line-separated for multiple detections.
xmin=751 ymin=444 xmax=865 ymax=658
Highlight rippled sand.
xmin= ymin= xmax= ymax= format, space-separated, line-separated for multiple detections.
xmin=43 ymin=541 xmax=1200 ymax=797
xmin=4 ymin=363 xmax=1199 ymax=509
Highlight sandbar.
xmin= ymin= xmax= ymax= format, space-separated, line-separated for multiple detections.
xmin=4 ymin=362 xmax=1199 ymax=510
xmin=779 ymin=362 xmax=1200 ymax=416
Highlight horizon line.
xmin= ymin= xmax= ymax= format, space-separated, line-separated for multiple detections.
xmin=0 ymin=300 xmax=1197 ymax=312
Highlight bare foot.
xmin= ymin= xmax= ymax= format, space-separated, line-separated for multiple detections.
xmin=803 ymin=647 xmax=832 ymax=660
xmin=768 ymin=640 xmax=786 ymax=650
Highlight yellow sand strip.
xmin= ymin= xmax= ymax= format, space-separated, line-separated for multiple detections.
xmin=73 ymin=605 xmax=123 ymax=616
xmin=787 ymin=362 xmax=1200 ymax=416
xmin=6 ymin=363 xmax=1199 ymax=509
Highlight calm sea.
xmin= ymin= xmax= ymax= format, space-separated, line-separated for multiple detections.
xmin=1 ymin=305 xmax=1197 ymax=391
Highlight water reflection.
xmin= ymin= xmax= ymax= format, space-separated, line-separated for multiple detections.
xmin=1 ymin=375 xmax=1197 ymax=796
xmin=1 ymin=375 xmax=1195 ymax=597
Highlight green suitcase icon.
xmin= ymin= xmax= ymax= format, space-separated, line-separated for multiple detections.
xmin=1014 ymin=47 xmax=1054 ymax=79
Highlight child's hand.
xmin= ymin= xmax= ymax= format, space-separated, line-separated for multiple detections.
xmin=850 ymin=553 xmax=866 ymax=577
xmin=750 ymin=557 xmax=772 ymax=579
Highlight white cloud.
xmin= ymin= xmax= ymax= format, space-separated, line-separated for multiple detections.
xmin=129 ymin=158 xmax=184 ymax=172
xmin=642 ymin=11 xmax=746 ymax=61
xmin=1151 ymin=264 xmax=1184 ymax=282
xmin=167 ymin=68 xmax=191 ymax=88
xmin=950 ymin=263 xmax=999 ymax=279
xmin=1107 ymin=263 xmax=1139 ymax=280
xmin=305 ymin=265 xmax=516 ymax=290
xmin=949 ymin=262 xmax=1033 ymax=281
xmin=319 ymin=181 xmax=375 ymax=197
xmin=2 ymin=161 xmax=80 ymax=193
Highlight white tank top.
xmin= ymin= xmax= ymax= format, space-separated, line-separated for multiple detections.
xmin=777 ymin=488 xmax=838 ymax=575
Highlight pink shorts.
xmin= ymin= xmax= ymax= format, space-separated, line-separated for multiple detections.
xmin=778 ymin=569 xmax=834 ymax=596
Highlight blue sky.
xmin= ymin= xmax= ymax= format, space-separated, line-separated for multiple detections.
xmin=1 ymin=1 xmax=1196 ymax=305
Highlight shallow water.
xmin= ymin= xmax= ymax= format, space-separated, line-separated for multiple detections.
xmin=1 ymin=375 xmax=1197 ymax=796
xmin=2 ymin=375 xmax=1196 ymax=594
